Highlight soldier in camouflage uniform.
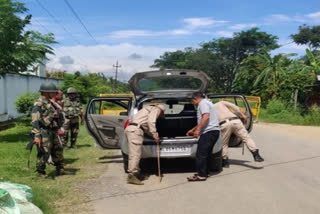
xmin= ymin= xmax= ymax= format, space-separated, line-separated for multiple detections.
xmin=63 ymin=87 xmax=84 ymax=149
xmin=31 ymin=82 xmax=71 ymax=177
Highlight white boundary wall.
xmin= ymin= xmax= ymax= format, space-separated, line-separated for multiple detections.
xmin=0 ymin=73 xmax=62 ymax=122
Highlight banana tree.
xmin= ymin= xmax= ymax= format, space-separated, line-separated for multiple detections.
xmin=306 ymin=49 xmax=320 ymax=75
xmin=253 ymin=50 xmax=294 ymax=98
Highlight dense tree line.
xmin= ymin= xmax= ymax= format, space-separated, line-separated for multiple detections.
xmin=152 ymin=26 xmax=320 ymax=107
xmin=61 ymin=72 xmax=130 ymax=103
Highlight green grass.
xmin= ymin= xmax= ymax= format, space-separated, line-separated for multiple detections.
xmin=0 ymin=117 xmax=111 ymax=214
xmin=259 ymin=107 xmax=320 ymax=126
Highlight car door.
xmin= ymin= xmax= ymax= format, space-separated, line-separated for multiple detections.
xmin=85 ymin=97 xmax=132 ymax=149
xmin=208 ymin=94 xmax=253 ymax=147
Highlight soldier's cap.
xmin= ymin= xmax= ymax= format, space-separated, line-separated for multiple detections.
xmin=157 ymin=104 xmax=165 ymax=112
xmin=67 ymin=87 xmax=78 ymax=94
xmin=39 ymin=82 xmax=58 ymax=93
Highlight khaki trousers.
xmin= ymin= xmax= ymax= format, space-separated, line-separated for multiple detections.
xmin=125 ymin=125 xmax=144 ymax=175
xmin=221 ymin=119 xmax=257 ymax=159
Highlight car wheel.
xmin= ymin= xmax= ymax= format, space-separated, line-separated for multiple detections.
xmin=140 ymin=158 xmax=154 ymax=174
xmin=210 ymin=150 xmax=222 ymax=173
xmin=229 ymin=134 xmax=242 ymax=147
xmin=122 ymin=152 xmax=128 ymax=173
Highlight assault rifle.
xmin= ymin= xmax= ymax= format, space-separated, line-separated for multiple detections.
xmin=25 ymin=134 xmax=54 ymax=168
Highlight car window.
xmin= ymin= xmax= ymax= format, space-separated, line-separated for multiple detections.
xmin=137 ymin=77 xmax=202 ymax=92
xmin=89 ymin=100 xmax=128 ymax=115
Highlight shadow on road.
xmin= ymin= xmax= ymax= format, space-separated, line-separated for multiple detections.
xmin=229 ymin=159 xmax=264 ymax=169
xmin=64 ymin=158 xmax=79 ymax=164
xmin=98 ymin=155 xmax=123 ymax=160
xmin=47 ymin=167 xmax=80 ymax=178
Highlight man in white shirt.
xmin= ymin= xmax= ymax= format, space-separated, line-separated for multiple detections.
xmin=186 ymin=92 xmax=220 ymax=181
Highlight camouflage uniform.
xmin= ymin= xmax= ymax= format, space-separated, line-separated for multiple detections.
xmin=31 ymin=96 xmax=64 ymax=174
xmin=62 ymin=97 xmax=83 ymax=147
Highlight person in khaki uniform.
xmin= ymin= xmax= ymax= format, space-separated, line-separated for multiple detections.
xmin=63 ymin=88 xmax=84 ymax=149
xmin=214 ymin=101 xmax=264 ymax=167
xmin=125 ymin=104 xmax=165 ymax=185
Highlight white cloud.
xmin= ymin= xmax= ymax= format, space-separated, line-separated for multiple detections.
xmin=183 ymin=17 xmax=228 ymax=29
xmin=306 ymin=11 xmax=320 ymax=22
xmin=215 ymin=31 xmax=234 ymax=37
xmin=109 ymin=30 xmax=157 ymax=39
xmin=108 ymin=17 xmax=229 ymax=39
xmin=264 ymin=11 xmax=320 ymax=25
xmin=46 ymin=43 xmax=177 ymax=81
xmin=229 ymin=23 xmax=257 ymax=30
xmin=272 ymin=40 xmax=308 ymax=56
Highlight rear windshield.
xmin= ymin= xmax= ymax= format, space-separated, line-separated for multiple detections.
xmin=137 ymin=77 xmax=202 ymax=92
xmin=141 ymin=99 xmax=196 ymax=116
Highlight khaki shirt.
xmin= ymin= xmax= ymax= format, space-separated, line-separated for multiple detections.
xmin=131 ymin=106 xmax=162 ymax=139
xmin=214 ymin=101 xmax=241 ymax=122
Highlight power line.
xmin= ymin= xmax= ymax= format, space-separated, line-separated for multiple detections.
xmin=63 ymin=0 xmax=98 ymax=45
xmin=62 ymin=0 xmax=114 ymax=59
xmin=35 ymin=0 xmax=82 ymax=46
xmin=31 ymin=18 xmax=90 ymax=68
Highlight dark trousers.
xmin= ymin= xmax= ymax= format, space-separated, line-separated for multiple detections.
xmin=196 ymin=130 xmax=220 ymax=177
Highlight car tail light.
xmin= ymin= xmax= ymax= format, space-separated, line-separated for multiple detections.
xmin=124 ymin=119 xmax=130 ymax=129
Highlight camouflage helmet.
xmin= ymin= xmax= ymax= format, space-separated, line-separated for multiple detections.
xmin=39 ymin=82 xmax=58 ymax=93
xmin=67 ymin=87 xmax=78 ymax=94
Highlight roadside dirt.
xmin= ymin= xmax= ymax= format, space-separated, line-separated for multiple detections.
xmin=72 ymin=122 xmax=320 ymax=214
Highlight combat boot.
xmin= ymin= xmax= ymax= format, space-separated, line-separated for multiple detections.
xmin=251 ymin=149 xmax=264 ymax=162
xmin=36 ymin=171 xmax=48 ymax=178
xmin=222 ymin=158 xmax=230 ymax=168
xmin=127 ymin=174 xmax=144 ymax=185
xmin=56 ymin=168 xmax=74 ymax=176
xmin=137 ymin=173 xmax=149 ymax=181
xmin=70 ymin=142 xmax=77 ymax=149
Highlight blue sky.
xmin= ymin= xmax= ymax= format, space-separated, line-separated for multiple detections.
xmin=23 ymin=0 xmax=320 ymax=80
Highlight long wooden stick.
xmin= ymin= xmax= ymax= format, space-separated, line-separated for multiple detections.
xmin=157 ymin=142 xmax=162 ymax=182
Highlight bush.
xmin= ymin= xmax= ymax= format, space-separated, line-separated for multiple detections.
xmin=14 ymin=91 xmax=39 ymax=114
xmin=304 ymin=105 xmax=320 ymax=126
xmin=266 ymin=99 xmax=286 ymax=114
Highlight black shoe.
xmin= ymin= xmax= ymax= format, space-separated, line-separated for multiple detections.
xmin=222 ymin=158 xmax=230 ymax=168
xmin=252 ymin=149 xmax=264 ymax=162
xmin=36 ymin=171 xmax=48 ymax=178
xmin=137 ymin=173 xmax=149 ymax=181
xmin=69 ymin=144 xmax=77 ymax=149
xmin=56 ymin=169 xmax=74 ymax=176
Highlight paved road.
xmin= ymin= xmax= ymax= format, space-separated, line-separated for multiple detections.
xmin=82 ymin=123 xmax=320 ymax=214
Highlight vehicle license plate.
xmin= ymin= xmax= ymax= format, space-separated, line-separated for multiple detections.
xmin=160 ymin=145 xmax=191 ymax=153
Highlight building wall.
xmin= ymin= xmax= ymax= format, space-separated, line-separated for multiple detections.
xmin=0 ymin=73 xmax=62 ymax=122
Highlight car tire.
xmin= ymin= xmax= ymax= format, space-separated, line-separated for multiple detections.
xmin=210 ymin=150 xmax=222 ymax=173
xmin=228 ymin=134 xmax=242 ymax=147
xmin=122 ymin=152 xmax=128 ymax=173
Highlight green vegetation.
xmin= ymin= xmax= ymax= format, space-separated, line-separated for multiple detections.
xmin=0 ymin=117 xmax=111 ymax=214
xmin=291 ymin=25 xmax=320 ymax=51
xmin=152 ymin=28 xmax=279 ymax=93
xmin=61 ymin=71 xmax=130 ymax=103
xmin=152 ymin=26 xmax=320 ymax=122
xmin=14 ymin=91 xmax=39 ymax=114
xmin=260 ymin=99 xmax=320 ymax=126
xmin=0 ymin=0 xmax=56 ymax=74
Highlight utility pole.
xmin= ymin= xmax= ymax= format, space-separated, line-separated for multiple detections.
xmin=113 ymin=60 xmax=121 ymax=93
